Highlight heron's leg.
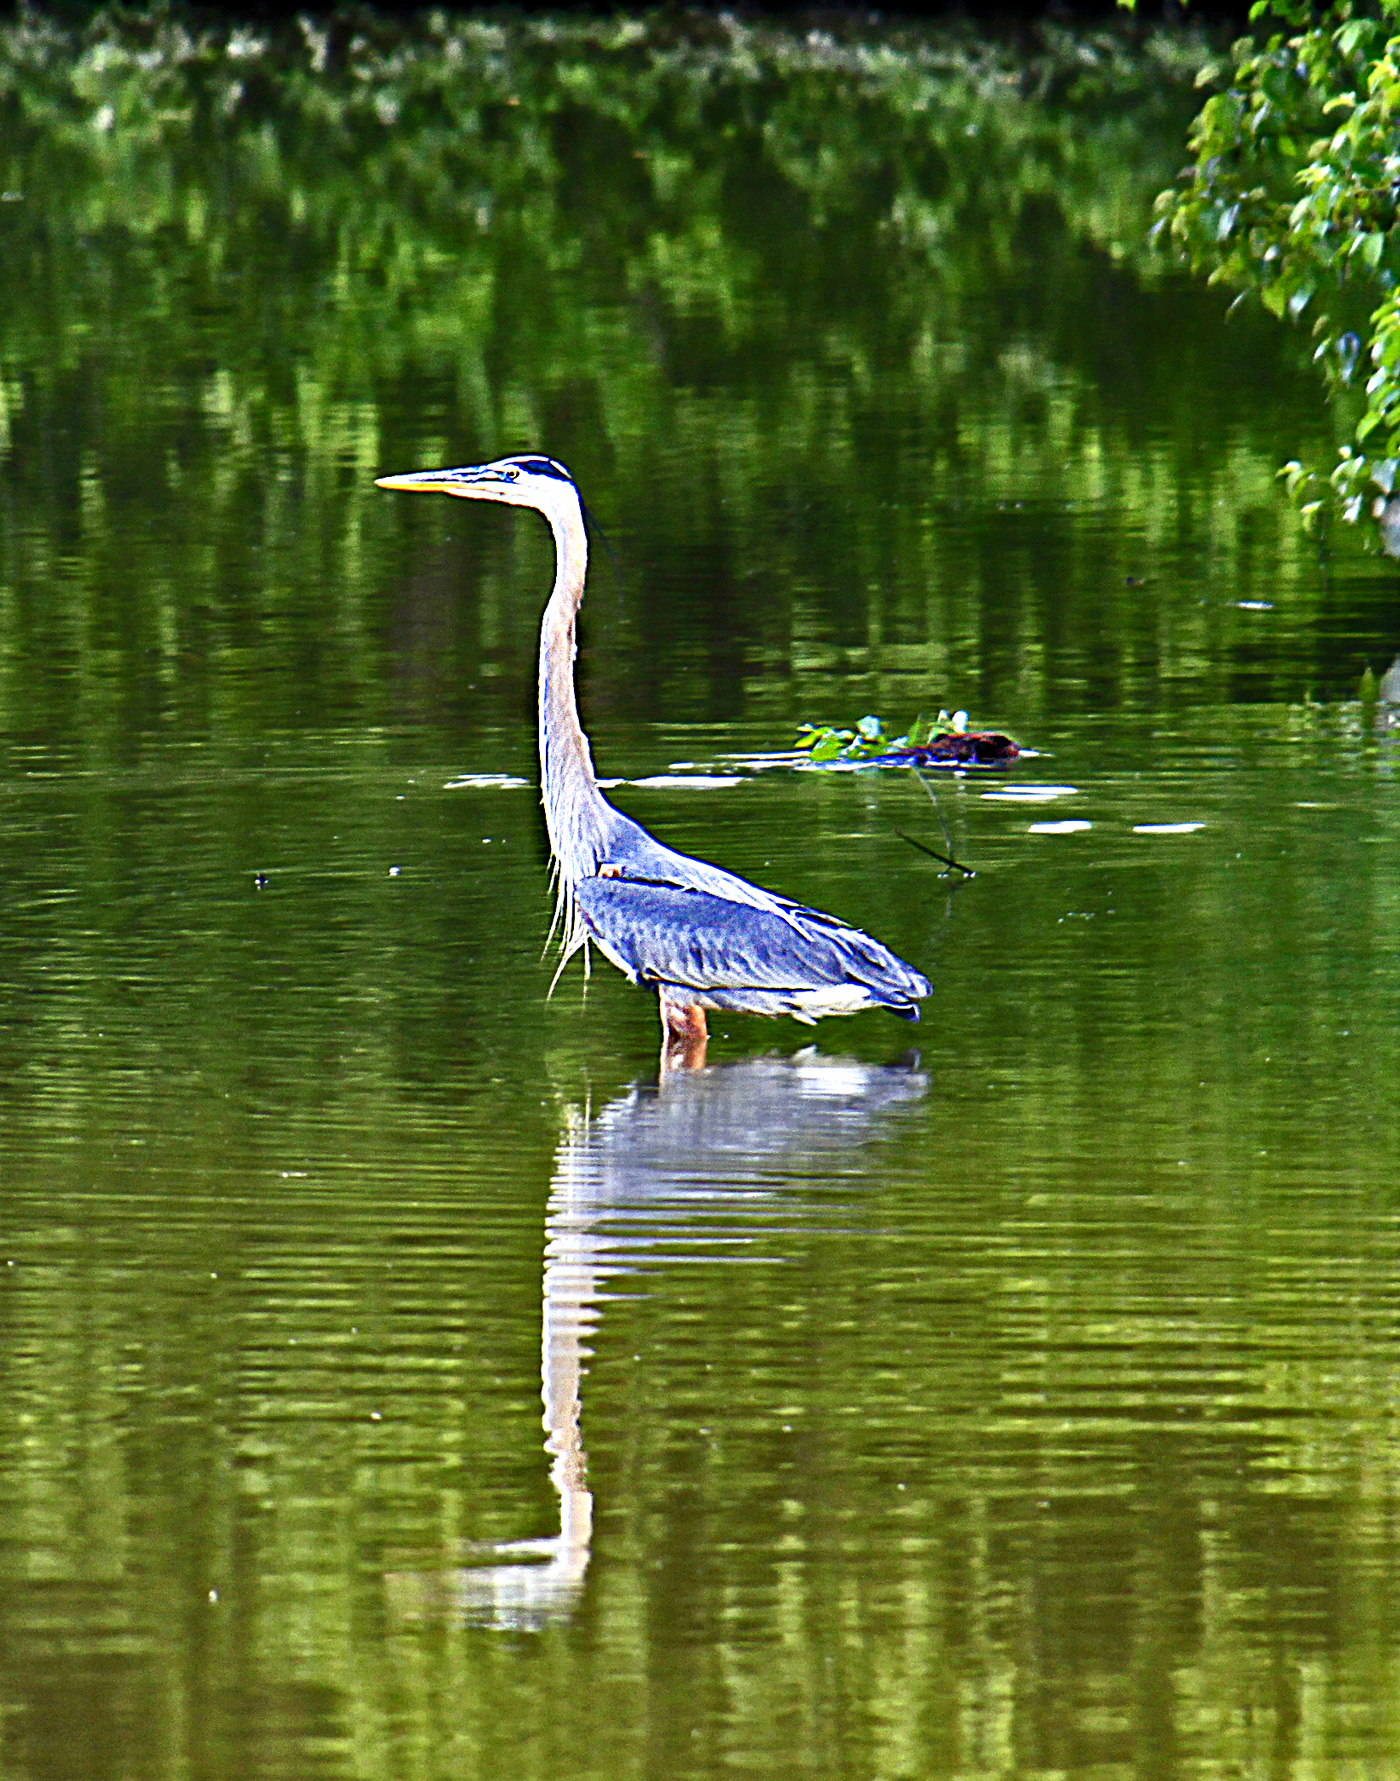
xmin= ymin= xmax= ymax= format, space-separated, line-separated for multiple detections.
xmin=658 ymin=988 xmax=708 ymax=1074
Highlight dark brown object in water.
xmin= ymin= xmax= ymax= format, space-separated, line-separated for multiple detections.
xmin=874 ymin=732 xmax=1021 ymax=768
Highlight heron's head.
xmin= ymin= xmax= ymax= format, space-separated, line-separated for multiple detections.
xmin=375 ymin=454 xmax=578 ymax=518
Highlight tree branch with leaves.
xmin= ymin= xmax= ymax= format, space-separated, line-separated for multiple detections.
xmin=1154 ymin=0 xmax=1400 ymax=541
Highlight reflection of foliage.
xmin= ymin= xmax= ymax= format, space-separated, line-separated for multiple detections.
xmin=1153 ymin=0 xmax=1400 ymax=539
xmin=0 ymin=8 xmax=1211 ymax=391
xmin=0 ymin=5 xmax=1359 ymax=754
xmin=1 ymin=9 xmax=1207 ymax=238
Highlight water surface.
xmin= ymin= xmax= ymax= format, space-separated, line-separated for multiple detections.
xmin=1 ymin=12 xmax=1399 ymax=1779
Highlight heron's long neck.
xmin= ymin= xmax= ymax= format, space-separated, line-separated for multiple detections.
xmin=539 ymin=503 xmax=613 ymax=882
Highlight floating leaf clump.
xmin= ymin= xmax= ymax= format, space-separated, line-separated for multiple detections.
xmin=794 ymin=712 xmax=1022 ymax=768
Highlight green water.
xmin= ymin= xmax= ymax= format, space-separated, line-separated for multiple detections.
xmin=2 ymin=11 xmax=1400 ymax=1778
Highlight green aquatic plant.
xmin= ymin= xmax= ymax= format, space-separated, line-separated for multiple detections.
xmin=796 ymin=711 xmax=960 ymax=764
xmin=794 ymin=712 xmax=1022 ymax=766
xmin=796 ymin=714 xmax=902 ymax=764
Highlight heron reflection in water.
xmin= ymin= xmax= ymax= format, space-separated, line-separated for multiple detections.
xmin=385 ymin=1050 xmax=927 ymax=1632
xmin=376 ymin=456 xmax=931 ymax=1069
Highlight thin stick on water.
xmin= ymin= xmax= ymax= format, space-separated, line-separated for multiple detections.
xmin=893 ymin=829 xmax=976 ymax=877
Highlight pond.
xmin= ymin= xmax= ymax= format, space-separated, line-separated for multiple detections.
xmin=2 ymin=10 xmax=1400 ymax=1779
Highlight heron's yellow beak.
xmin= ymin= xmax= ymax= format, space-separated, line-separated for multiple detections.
xmin=375 ymin=470 xmax=472 ymax=496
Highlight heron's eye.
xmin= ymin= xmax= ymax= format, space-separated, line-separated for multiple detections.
xmin=506 ymin=468 xmax=520 ymax=480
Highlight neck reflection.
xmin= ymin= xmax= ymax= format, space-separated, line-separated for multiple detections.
xmin=389 ymin=1048 xmax=927 ymax=1631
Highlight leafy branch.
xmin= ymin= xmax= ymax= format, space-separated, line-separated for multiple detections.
xmin=1153 ymin=0 xmax=1400 ymax=539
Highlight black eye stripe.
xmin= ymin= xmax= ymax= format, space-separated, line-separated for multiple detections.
xmin=508 ymin=456 xmax=573 ymax=482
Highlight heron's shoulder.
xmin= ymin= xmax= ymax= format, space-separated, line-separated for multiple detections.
xmin=601 ymin=816 xmax=792 ymax=916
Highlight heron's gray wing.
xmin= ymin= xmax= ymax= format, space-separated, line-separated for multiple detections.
xmin=574 ymin=876 xmax=930 ymax=1005
xmin=601 ymin=809 xmax=929 ymax=985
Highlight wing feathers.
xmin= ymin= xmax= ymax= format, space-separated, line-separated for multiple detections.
xmin=574 ymin=875 xmax=930 ymax=1010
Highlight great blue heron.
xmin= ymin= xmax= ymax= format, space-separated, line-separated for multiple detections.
xmin=376 ymin=454 xmax=932 ymax=1068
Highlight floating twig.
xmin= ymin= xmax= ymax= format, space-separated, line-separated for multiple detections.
xmin=893 ymin=829 xmax=976 ymax=878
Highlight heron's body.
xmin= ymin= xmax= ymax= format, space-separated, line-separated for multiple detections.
xmin=376 ymin=454 xmax=931 ymax=1065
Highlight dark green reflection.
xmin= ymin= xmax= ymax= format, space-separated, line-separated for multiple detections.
xmin=2 ymin=6 xmax=1395 ymax=761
